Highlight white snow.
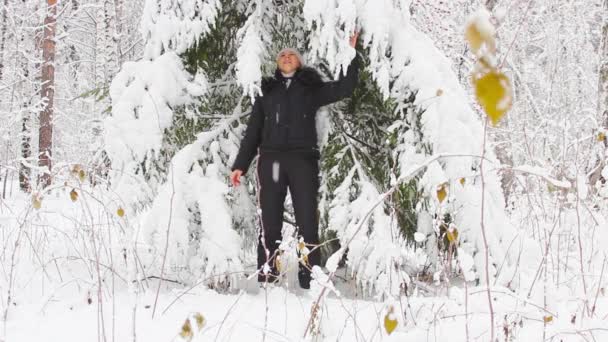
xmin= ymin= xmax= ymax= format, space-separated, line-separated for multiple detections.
xmin=141 ymin=0 xmax=221 ymax=59
xmin=2 ymin=1 xmax=606 ymax=342
xmin=465 ymin=8 xmax=495 ymax=45
xmin=105 ymin=52 xmax=208 ymax=210
xmin=414 ymin=232 xmax=426 ymax=243
xmin=272 ymin=161 xmax=280 ymax=183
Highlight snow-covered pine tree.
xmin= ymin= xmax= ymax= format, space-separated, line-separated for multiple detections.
xmin=106 ymin=0 xmax=247 ymax=285
xmin=105 ymin=0 xmax=527 ymax=292
xmin=306 ymin=1 xmax=527 ymax=295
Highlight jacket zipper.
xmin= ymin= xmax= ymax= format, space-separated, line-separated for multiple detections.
xmin=276 ymin=103 xmax=280 ymax=124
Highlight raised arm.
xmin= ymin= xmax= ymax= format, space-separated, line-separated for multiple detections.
xmin=231 ymin=98 xmax=265 ymax=175
xmin=313 ymin=32 xmax=361 ymax=107
xmin=312 ymin=54 xmax=360 ymax=107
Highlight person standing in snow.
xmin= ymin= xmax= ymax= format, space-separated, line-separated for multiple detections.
xmin=230 ymin=33 xmax=360 ymax=289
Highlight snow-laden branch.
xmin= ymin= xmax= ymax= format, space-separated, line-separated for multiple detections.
xmin=510 ymin=165 xmax=572 ymax=189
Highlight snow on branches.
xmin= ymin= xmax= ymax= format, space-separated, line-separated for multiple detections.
xmin=105 ymin=0 xmax=538 ymax=294
xmin=141 ymin=135 xmax=243 ymax=285
xmin=105 ymin=0 xmax=248 ymax=286
xmin=235 ymin=0 xmax=272 ymax=100
xmin=105 ymin=52 xmax=207 ymax=208
xmin=141 ymin=0 xmax=222 ymax=59
xmin=307 ymin=0 xmax=535 ymax=292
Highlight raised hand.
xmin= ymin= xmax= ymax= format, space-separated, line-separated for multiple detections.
xmin=349 ymin=31 xmax=359 ymax=48
xmin=230 ymin=169 xmax=243 ymax=187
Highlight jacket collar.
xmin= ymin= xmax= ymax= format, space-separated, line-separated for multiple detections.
xmin=262 ymin=67 xmax=323 ymax=93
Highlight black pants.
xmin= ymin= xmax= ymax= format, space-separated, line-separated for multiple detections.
xmin=256 ymin=152 xmax=321 ymax=278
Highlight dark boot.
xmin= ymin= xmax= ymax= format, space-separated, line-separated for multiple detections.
xmin=298 ymin=264 xmax=311 ymax=289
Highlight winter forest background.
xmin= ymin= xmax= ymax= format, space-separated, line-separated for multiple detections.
xmin=0 ymin=0 xmax=607 ymax=341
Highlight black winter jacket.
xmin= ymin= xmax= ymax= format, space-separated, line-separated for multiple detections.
xmin=232 ymin=55 xmax=360 ymax=174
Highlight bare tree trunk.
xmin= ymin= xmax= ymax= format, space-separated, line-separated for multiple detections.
xmin=589 ymin=0 xmax=608 ymax=188
xmin=19 ymin=6 xmax=42 ymax=193
xmin=103 ymin=0 xmax=116 ymax=85
xmin=19 ymin=111 xmax=31 ymax=192
xmin=38 ymin=0 xmax=57 ymax=188
xmin=600 ymin=0 xmax=608 ymax=139
xmin=0 ymin=0 xmax=8 ymax=80
xmin=113 ymin=0 xmax=124 ymax=64
xmin=0 ymin=0 xmax=8 ymax=194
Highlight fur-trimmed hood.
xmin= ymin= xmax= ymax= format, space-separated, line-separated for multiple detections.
xmin=261 ymin=67 xmax=324 ymax=93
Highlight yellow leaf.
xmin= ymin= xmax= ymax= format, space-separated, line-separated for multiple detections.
xmin=70 ymin=189 xmax=78 ymax=202
xmin=447 ymin=227 xmax=459 ymax=243
xmin=465 ymin=21 xmax=495 ymax=54
xmin=78 ymin=169 xmax=86 ymax=182
xmin=474 ymin=71 xmax=512 ymax=126
xmin=194 ymin=312 xmax=205 ymax=330
xmin=300 ymin=254 xmax=309 ymax=267
xmin=437 ymin=184 xmax=448 ymax=203
xmin=32 ymin=195 xmax=42 ymax=210
xmin=598 ymin=132 xmax=606 ymax=142
xmin=276 ymin=254 xmax=282 ymax=272
xmin=465 ymin=23 xmax=483 ymax=53
xmin=544 ymin=315 xmax=553 ymax=323
xmin=71 ymin=164 xmax=81 ymax=174
xmin=384 ymin=306 xmax=398 ymax=335
xmin=117 ymin=207 xmax=125 ymax=218
xmin=179 ymin=319 xmax=193 ymax=341
xmin=459 ymin=178 xmax=466 ymax=186
xmin=298 ymin=241 xmax=305 ymax=251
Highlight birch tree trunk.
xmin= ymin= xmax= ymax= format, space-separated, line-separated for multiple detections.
xmin=38 ymin=0 xmax=57 ymax=188
xmin=0 ymin=0 xmax=8 ymax=81
xmin=113 ymin=0 xmax=124 ymax=65
xmin=20 ymin=108 xmax=31 ymax=192
xmin=600 ymin=0 xmax=608 ymax=140
xmin=17 ymin=3 xmax=37 ymax=192
xmin=589 ymin=0 xmax=608 ymax=188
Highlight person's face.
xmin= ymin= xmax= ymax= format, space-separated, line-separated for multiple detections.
xmin=277 ymin=50 xmax=301 ymax=74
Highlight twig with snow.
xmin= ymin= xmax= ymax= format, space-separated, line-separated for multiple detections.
xmin=304 ymin=152 xmax=475 ymax=338
xmin=214 ymin=290 xmax=245 ymax=342
xmin=509 ymin=165 xmax=572 ymax=189
xmin=152 ymin=164 xmax=176 ymax=319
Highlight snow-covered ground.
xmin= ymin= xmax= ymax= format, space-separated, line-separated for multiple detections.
xmin=4 ymin=268 xmax=607 ymax=342
xmin=5 ymin=271 xmax=608 ymax=341
xmin=1 ymin=187 xmax=607 ymax=342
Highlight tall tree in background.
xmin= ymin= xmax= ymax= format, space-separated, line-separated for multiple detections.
xmin=601 ymin=0 xmax=608 ymax=141
xmin=38 ymin=0 xmax=57 ymax=188
xmin=590 ymin=0 xmax=608 ymax=188
xmin=0 ymin=0 xmax=144 ymax=193
xmin=0 ymin=0 xmax=7 ymax=81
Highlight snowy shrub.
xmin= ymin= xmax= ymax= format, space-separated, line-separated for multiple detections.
xmin=141 ymin=138 xmax=243 ymax=285
xmin=105 ymin=52 xmax=207 ymax=211
xmin=106 ymin=0 xmax=249 ymax=286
